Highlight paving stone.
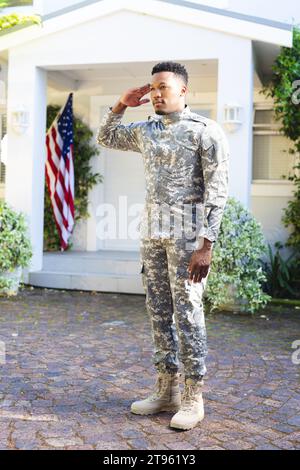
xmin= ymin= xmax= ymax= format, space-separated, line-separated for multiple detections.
xmin=43 ymin=437 xmax=84 ymax=448
xmin=0 ymin=286 xmax=299 ymax=450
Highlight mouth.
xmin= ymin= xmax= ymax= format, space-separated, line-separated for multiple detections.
xmin=154 ymin=102 xmax=164 ymax=106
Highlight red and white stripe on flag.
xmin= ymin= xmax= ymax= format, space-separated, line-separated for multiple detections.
xmin=45 ymin=93 xmax=75 ymax=251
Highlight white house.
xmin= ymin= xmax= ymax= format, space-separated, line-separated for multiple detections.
xmin=0 ymin=0 xmax=298 ymax=293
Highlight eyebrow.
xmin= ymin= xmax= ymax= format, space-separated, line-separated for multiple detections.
xmin=150 ymin=82 xmax=168 ymax=87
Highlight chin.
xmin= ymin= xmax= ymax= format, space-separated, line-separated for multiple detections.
xmin=154 ymin=109 xmax=167 ymax=115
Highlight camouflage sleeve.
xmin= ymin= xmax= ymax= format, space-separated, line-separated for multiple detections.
xmin=198 ymin=122 xmax=230 ymax=245
xmin=96 ymin=106 xmax=142 ymax=153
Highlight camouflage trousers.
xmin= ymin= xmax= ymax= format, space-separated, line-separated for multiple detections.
xmin=140 ymin=237 xmax=211 ymax=380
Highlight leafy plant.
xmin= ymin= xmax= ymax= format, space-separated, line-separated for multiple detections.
xmin=261 ymin=241 xmax=298 ymax=298
xmin=0 ymin=201 xmax=32 ymax=290
xmin=0 ymin=1 xmax=33 ymax=8
xmin=261 ymin=27 xmax=300 ymax=253
xmin=204 ymin=197 xmax=272 ymax=314
xmin=0 ymin=12 xmax=40 ymax=33
xmin=44 ymin=105 xmax=103 ymax=251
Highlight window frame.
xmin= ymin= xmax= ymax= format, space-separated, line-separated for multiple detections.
xmin=252 ymin=104 xmax=299 ymax=182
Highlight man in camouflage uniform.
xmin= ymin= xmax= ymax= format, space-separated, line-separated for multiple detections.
xmin=97 ymin=62 xmax=229 ymax=430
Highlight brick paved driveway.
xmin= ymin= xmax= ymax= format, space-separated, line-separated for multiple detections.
xmin=0 ymin=287 xmax=299 ymax=450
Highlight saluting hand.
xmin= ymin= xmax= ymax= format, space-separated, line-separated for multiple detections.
xmin=120 ymin=83 xmax=151 ymax=108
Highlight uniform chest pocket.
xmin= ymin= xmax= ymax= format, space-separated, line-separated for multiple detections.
xmin=175 ymin=129 xmax=199 ymax=151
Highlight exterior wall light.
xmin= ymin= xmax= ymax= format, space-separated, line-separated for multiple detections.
xmin=223 ymin=103 xmax=242 ymax=132
xmin=11 ymin=105 xmax=30 ymax=135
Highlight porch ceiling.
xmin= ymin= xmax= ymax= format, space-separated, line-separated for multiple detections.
xmin=46 ymin=59 xmax=261 ymax=94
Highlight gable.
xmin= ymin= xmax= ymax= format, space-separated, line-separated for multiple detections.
xmin=7 ymin=10 xmax=251 ymax=67
xmin=0 ymin=0 xmax=293 ymax=53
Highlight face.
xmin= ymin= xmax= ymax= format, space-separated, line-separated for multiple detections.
xmin=149 ymin=71 xmax=187 ymax=115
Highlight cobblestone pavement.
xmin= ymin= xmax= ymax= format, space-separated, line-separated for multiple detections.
xmin=0 ymin=286 xmax=299 ymax=450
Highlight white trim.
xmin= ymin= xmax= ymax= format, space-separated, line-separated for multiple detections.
xmin=253 ymin=106 xmax=284 ymax=135
xmin=253 ymin=130 xmax=282 ymax=135
xmin=251 ymin=180 xmax=294 ymax=197
xmin=182 ymin=0 xmax=228 ymax=7
xmin=253 ymin=124 xmax=281 ymax=128
xmin=254 ymin=102 xmax=275 ymax=110
xmin=0 ymin=0 xmax=293 ymax=52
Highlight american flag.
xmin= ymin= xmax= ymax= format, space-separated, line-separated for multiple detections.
xmin=45 ymin=93 xmax=75 ymax=251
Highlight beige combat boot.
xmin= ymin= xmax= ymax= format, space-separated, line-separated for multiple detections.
xmin=130 ymin=371 xmax=181 ymax=415
xmin=169 ymin=377 xmax=204 ymax=430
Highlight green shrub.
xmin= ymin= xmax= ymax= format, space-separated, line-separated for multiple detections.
xmin=204 ymin=197 xmax=272 ymax=314
xmin=261 ymin=241 xmax=300 ymax=299
xmin=0 ymin=201 xmax=32 ymax=291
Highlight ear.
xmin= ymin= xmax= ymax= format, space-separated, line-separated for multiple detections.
xmin=181 ymin=85 xmax=188 ymax=96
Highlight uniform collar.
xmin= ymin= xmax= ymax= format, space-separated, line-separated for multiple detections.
xmin=154 ymin=104 xmax=191 ymax=124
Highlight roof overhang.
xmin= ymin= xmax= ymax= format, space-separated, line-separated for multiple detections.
xmin=253 ymin=41 xmax=282 ymax=86
xmin=0 ymin=0 xmax=294 ymax=53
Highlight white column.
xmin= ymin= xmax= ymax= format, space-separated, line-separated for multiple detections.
xmin=6 ymin=52 xmax=47 ymax=271
xmin=217 ymin=39 xmax=254 ymax=209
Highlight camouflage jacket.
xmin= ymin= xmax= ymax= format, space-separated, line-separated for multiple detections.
xmin=96 ymin=104 xmax=229 ymax=245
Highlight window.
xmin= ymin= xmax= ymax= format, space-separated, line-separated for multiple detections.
xmin=252 ymin=107 xmax=299 ymax=181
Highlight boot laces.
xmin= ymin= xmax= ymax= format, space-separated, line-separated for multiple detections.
xmin=148 ymin=375 xmax=172 ymax=401
xmin=181 ymin=384 xmax=194 ymax=409
xmin=181 ymin=382 xmax=202 ymax=410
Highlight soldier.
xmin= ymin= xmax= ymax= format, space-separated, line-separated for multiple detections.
xmin=96 ymin=61 xmax=229 ymax=430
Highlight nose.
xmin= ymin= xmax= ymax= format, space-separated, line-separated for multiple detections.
xmin=152 ymin=90 xmax=161 ymax=100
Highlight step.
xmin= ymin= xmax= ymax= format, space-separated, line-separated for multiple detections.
xmin=42 ymin=250 xmax=141 ymax=275
xmin=28 ymin=271 xmax=144 ymax=294
xmin=27 ymin=250 xmax=145 ymax=294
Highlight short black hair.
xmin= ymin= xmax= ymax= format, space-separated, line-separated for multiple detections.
xmin=151 ymin=61 xmax=188 ymax=86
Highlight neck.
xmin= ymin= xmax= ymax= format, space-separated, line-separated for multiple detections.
xmin=158 ymin=104 xmax=189 ymax=124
